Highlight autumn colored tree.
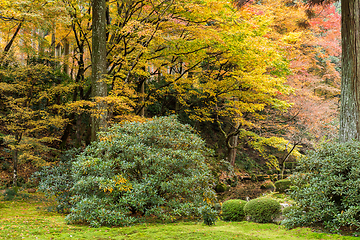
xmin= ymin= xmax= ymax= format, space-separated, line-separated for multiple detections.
xmin=246 ymin=0 xmax=341 ymax=152
xmin=0 ymin=62 xmax=68 ymax=186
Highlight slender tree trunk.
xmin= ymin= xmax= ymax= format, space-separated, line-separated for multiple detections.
xmin=63 ymin=38 xmax=70 ymax=75
xmin=4 ymin=20 xmax=23 ymax=53
xmin=140 ymin=80 xmax=145 ymax=117
xmin=339 ymin=0 xmax=360 ymax=142
xmin=12 ymin=149 xmax=18 ymax=187
xmin=91 ymin=0 xmax=108 ymax=141
xmin=228 ymin=134 xmax=238 ymax=166
xmin=228 ymin=119 xmax=240 ymax=166
xmin=1 ymin=20 xmax=23 ymax=65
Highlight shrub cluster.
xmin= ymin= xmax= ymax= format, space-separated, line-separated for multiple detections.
xmin=274 ymin=179 xmax=291 ymax=193
xmin=221 ymin=199 xmax=247 ymax=221
xmin=36 ymin=116 xmax=218 ymax=227
xmin=282 ymin=142 xmax=360 ymax=232
xmin=244 ymin=198 xmax=281 ymax=223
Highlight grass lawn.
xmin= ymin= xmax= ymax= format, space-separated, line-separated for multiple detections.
xmin=0 ymin=192 xmax=358 ymax=240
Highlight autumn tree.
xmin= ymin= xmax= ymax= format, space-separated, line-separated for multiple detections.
xmin=0 ymin=62 xmax=68 ymax=186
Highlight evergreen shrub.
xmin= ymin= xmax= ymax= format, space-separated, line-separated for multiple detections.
xmin=274 ymin=179 xmax=292 ymax=193
xmin=244 ymin=197 xmax=281 ymax=223
xmin=282 ymin=142 xmax=360 ymax=232
xmin=282 ymin=205 xmax=298 ymax=216
xmin=221 ymin=199 xmax=247 ymax=221
xmin=38 ymin=116 xmax=217 ymax=227
xmin=34 ymin=148 xmax=79 ymax=213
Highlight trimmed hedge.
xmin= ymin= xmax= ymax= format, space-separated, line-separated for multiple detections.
xmin=221 ymin=199 xmax=247 ymax=221
xmin=244 ymin=197 xmax=281 ymax=223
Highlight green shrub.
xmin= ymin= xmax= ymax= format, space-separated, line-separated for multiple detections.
xmin=221 ymin=199 xmax=247 ymax=221
xmin=282 ymin=205 xmax=298 ymax=216
xmin=201 ymin=205 xmax=218 ymax=226
xmin=274 ymin=179 xmax=291 ymax=193
xmin=215 ymin=182 xmax=229 ymax=193
xmin=260 ymin=181 xmax=275 ymax=190
xmin=282 ymin=142 xmax=360 ymax=232
xmin=33 ymin=148 xmax=80 ymax=213
xmin=244 ymin=197 xmax=281 ymax=223
xmin=3 ymin=187 xmax=19 ymax=201
xmin=63 ymin=116 xmax=217 ymax=227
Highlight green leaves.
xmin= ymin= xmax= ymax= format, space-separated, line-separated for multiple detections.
xmin=283 ymin=142 xmax=360 ymax=232
xmin=63 ymin=116 xmax=218 ymax=227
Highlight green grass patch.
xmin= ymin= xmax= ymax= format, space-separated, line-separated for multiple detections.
xmin=0 ymin=192 xmax=358 ymax=240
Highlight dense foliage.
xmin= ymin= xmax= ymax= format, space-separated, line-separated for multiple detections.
xmin=221 ymin=199 xmax=247 ymax=222
xmin=38 ymin=116 xmax=217 ymax=227
xmin=282 ymin=142 xmax=360 ymax=232
xmin=34 ymin=149 xmax=79 ymax=213
xmin=244 ymin=197 xmax=281 ymax=223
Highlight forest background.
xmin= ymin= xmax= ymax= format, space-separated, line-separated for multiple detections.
xmin=0 ymin=0 xmax=341 ymax=187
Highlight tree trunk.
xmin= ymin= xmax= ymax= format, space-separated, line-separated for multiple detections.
xmin=63 ymin=38 xmax=70 ymax=75
xmin=12 ymin=149 xmax=18 ymax=187
xmin=139 ymin=80 xmax=145 ymax=117
xmin=339 ymin=0 xmax=360 ymax=142
xmin=91 ymin=0 xmax=108 ymax=141
xmin=228 ymin=134 xmax=238 ymax=166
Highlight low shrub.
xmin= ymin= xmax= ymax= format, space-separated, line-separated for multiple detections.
xmin=260 ymin=181 xmax=275 ymax=190
xmin=215 ymin=182 xmax=229 ymax=193
xmin=274 ymin=179 xmax=291 ymax=193
xmin=282 ymin=205 xmax=297 ymax=216
xmin=282 ymin=142 xmax=360 ymax=232
xmin=201 ymin=205 xmax=218 ymax=226
xmin=33 ymin=148 xmax=79 ymax=213
xmin=58 ymin=116 xmax=217 ymax=227
xmin=3 ymin=187 xmax=19 ymax=201
xmin=244 ymin=197 xmax=281 ymax=223
xmin=221 ymin=199 xmax=247 ymax=221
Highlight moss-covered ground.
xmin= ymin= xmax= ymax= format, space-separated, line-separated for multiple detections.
xmin=0 ymin=192 xmax=357 ymax=240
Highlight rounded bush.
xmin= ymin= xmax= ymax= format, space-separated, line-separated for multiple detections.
xmin=221 ymin=199 xmax=247 ymax=221
xmin=260 ymin=180 xmax=275 ymax=190
xmin=274 ymin=179 xmax=291 ymax=193
xmin=282 ymin=142 xmax=360 ymax=232
xmin=244 ymin=197 xmax=281 ymax=223
xmin=215 ymin=182 xmax=229 ymax=193
xmin=64 ymin=116 xmax=217 ymax=227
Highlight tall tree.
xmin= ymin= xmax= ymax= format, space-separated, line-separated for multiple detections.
xmin=339 ymin=0 xmax=360 ymax=142
xmin=91 ymin=0 xmax=108 ymax=141
xmin=308 ymin=0 xmax=360 ymax=142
